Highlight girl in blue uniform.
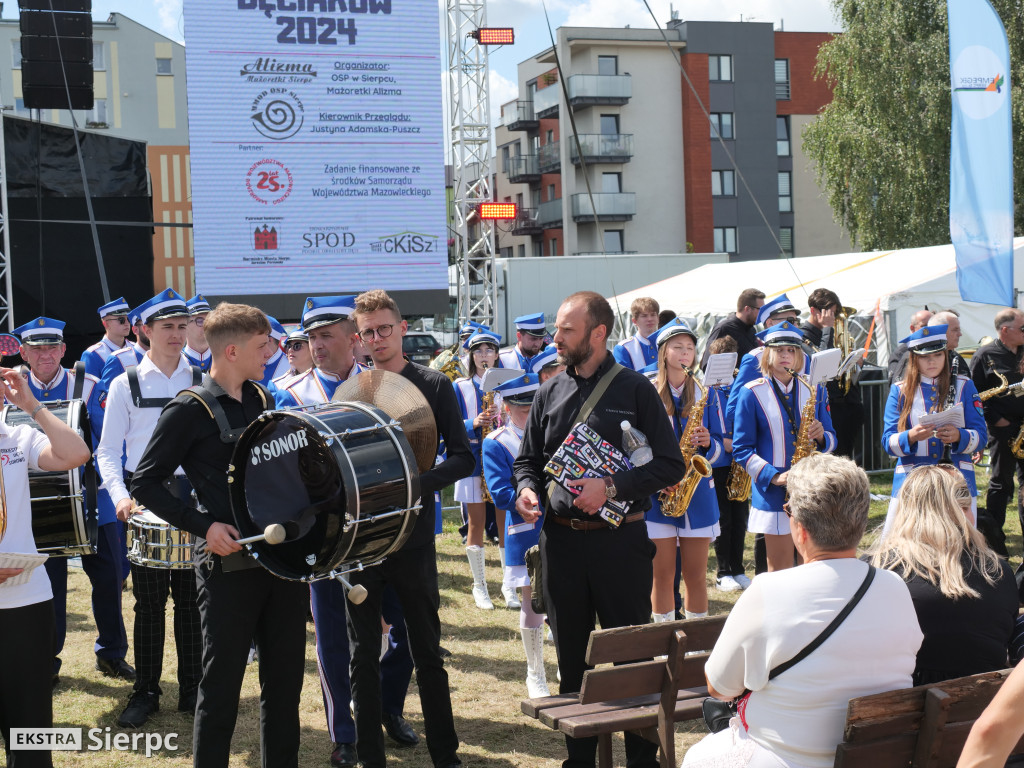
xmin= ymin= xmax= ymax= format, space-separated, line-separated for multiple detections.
xmin=647 ymin=319 xmax=728 ymax=622
xmin=453 ymin=330 xmax=502 ymax=609
xmin=482 ymin=372 xmax=549 ymax=697
xmin=882 ymin=324 xmax=986 ymax=530
xmin=732 ymin=321 xmax=837 ymax=571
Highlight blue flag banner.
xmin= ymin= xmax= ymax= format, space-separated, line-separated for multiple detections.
xmin=948 ymin=0 xmax=1014 ymax=306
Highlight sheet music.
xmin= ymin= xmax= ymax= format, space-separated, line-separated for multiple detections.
xmin=0 ymin=552 xmax=48 ymax=588
xmin=918 ymin=403 xmax=966 ymax=429
xmin=809 ymin=349 xmax=842 ymax=387
xmin=481 ymin=367 xmax=522 ymax=392
xmin=838 ymin=349 xmax=865 ymax=377
xmin=704 ymin=353 xmax=738 ymax=387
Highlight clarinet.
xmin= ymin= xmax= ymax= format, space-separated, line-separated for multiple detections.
xmin=938 ymin=354 xmax=958 ymax=466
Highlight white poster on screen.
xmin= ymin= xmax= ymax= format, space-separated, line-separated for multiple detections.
xmin=183 ymin=0 xmax=447 ymax=296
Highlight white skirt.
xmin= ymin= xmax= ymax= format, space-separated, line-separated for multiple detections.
xmin=454 ymin=474 xmax=485 ymax=503
xmin=646 ymin=519 xmax=721 ymax=540
xmin=747 ymin=507 xmax=791 ymax=535
xmin=504 ymin=564 xmax=529 ymax=589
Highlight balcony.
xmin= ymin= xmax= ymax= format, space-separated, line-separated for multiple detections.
xmin=508 ymin=154 xmax=540 ymax=183
xmin=534 ymin=84 xmax=560 ymax=118
xmin=568 ymin=74 xmax=631 ymax=108
xmin=538 ymin=143 xmax=560 ymax=173
xmin=537 ymin=198 xmax=563 ymax=227
xmin=570 ymin=134 xmax=634 ymax=165
xmin=571 ymin=193 xmax=636 ymax=222
xmin=502 ymin=100 xmax=538 ymax=131
xmin=511 ymin=207 xmax=543 ymax=237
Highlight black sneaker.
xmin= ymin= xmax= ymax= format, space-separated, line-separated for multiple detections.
xmin=178 ymin=691 xmax=198 ymax=714
xmin=117 ymin=691 xmax=159 ymax=728
xmin=96 ymin=657 xmax=137 ymax=682
xmin=330 ymin=742 xmax=358 ymax=768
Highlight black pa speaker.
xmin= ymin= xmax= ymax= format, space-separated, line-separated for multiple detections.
xmin=18 ymin=0 xmax=93 ymax=111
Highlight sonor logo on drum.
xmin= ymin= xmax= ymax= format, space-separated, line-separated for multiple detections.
xmin=251 ymin=430 xmax=309 ymax=465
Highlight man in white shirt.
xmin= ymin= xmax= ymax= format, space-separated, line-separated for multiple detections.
xmin=0 ymin=366 xmax=91 ymax=768
xmin=498 ymin=313 xmax=548 ymax=372
xmin=612 ymin=297 xmax=660 ymax=371
xmin=96 ymin=289 xmax=203 ymax=729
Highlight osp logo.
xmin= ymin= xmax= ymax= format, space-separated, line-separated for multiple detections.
xmin=370 ymin=231 xmax=438 ymax=254
xmin=245 ymin=159 xmax=293 ymax=205
xmin=251 ymin=89 xmax=304 ymax=141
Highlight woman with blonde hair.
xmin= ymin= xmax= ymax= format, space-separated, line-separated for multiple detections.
xmin=870 ymin=465 xmax=1017 ymax=685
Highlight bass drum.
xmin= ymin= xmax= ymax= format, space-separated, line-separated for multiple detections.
xmin=229 ymin=401 xmax=421 ymax=581
xmin=2 ymin=400 xmax=96 ymax=556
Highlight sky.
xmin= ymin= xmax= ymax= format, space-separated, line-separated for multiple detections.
xmin=85 ymin=0 xmax=842 ymax=134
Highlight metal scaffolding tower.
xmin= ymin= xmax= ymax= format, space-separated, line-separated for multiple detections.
xmin=446 ymin=0 xmax=496 ymax=328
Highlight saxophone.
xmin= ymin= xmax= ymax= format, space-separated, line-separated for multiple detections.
xmin=431 ymin=340 xmax=467 ymax=382
xmin=1012 ymin=425 xmax=1024 ymax=460
xmin=479 ymin=363 xmax=496 ymax=503
xmin=726 ymin=462 xmax=752 ymax=501
xmin=786 ymin=368 xmax=818 ymax=467
xmin=659 ymin=367 xmax=713 ymax=517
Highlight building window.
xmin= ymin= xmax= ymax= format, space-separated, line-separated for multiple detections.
xmin=776 ymin=116 xmax=791 ymax=156
xmin=598 ymin=55 xmax=618 ymax=76
xmin=709 ymin=54 xmax=733 ymax=82
xmin=89 ymin=98 xmax=108 ymax=126
xmin=601 ymin=172 xmax=621 ymax=193
xmin=710 ymin=112 xmax=734 ymax=140
xmin=501 ymin=146 xmax=510 ymax=173
xmin=775 ymin=59 xmax=790 ymax=100
xmin=550 ymin=237 xmax=558 ymax=256
xmin=11 ymin=39 xmax=20 ymax=69
xmin=600 ymin=114 xmax=619 ymax=135
xmin=14 ymin=98 xmax=26 ymax=115
xmin=516 ymin=192 xmax=523 ymax=208
xmin=546 ymin=129 xmax=554 ymax=144
xmin=93 ymin=42 xmax=105 ymax=70
xmin=778 ymin=171 xmax=792 ymax=213
xmin=711 ymin=170 xmax=735 ymax=197
xmin=156 ymin=57 xmax=172 ymax=75
xmin=533 ymin=241 xmax=543 ymax=257
xmin=714 ymin=227 xmax=737 ymax=253
xmin=780 ymin=227 xmax=794 ymax=256
xmin=603 ymin=229 xmax=624 ymax=253
xmin=547 ymin=183 xmax=556 ymax=202
xmin=517 ymin=244 xmax=525 ymax=258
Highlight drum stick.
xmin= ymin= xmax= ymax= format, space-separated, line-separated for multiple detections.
xmin=236 ymin=523 xmax=287 ymax=546
xmin=331 ymin=574 xmax=368 ymax=605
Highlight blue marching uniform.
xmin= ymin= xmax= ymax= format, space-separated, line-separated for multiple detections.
xmin=274 ymin=364 xmax=366 ymax=408
xmin=612 ymin=333 xmax=657 ymax=371
xmin=882 ymin=374 xmax=986 ymax=522
xmin=81 ymin=336 xmax=129 ymax=379
xmin=182 ymin=344 xmax=211 ymax=372
xmin=732 ymin=376 xmax=837 ymax=525
xmin=482 ymin=425 xmax=542 ymax=574
xmin=25 ymin=366 xmax=130 ymax=675
xmin=453 ymin=376 xmax=487 ymax=499
xmin=726 ymin=346 xmax=810 ymax=431
xmin=258 ymin=349 xmax=292 ymax=388
xmin=646 ymin=381 xmax=729 ymax=531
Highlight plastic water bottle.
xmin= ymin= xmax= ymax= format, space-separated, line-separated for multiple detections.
xmin=620 ymin=420 xmax=653 ymax=466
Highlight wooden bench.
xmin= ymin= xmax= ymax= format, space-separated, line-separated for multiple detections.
xmin=521 ymin=615 xmax=728 ymax=768
xmin=836 ymin=668 xmax=1024 ymax=768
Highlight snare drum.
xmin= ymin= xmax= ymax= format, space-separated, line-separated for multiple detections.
xmin=2 ymin=400 xmax=96 ymax=556
xmin=127 ymin=509 xmax=194 ymax=569
xmin=229 ymin=401 xmax=421 ymax=581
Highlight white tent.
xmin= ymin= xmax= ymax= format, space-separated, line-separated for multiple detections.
xmin=609 ymin=239 xmax=1024 ymax=366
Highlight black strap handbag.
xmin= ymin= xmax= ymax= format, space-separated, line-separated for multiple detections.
xmin=702 ymin=564 xmax=876 ymax=733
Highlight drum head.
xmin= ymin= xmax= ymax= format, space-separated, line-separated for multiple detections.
xmin=230 ymin=410 xmax=354 ymax=580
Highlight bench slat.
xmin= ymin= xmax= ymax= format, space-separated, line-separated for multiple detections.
xmin=836 ymin=721 xmax=977 ymax=768
xmin=536 ymin=687 xmax=709 ymax=730
xmin=560 ymin=694 xmax=708 ymax=739
xmin=580 ymin=653 xmax=711 ymax=704
xmin=521 ymin=693 xmax=580 ymax=719
xmin=586 ymin=616 xmax=727 ymax=665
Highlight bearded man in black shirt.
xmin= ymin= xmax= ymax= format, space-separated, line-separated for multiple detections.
xmin=700 ymin=287 xmax=764 ymax=368
xmin=514 ymin=291 xmax=684 ymax=768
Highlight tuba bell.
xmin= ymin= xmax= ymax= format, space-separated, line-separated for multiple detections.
xmin=834 ymin=306 xmax=857 ymax=395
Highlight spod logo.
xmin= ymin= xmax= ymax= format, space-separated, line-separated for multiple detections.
xmin=246 ymin=159 xmax=293 ymax=205
xmin=251 ymin=89 xmax=304 ymax=140
xmin=301 ymin=226 xmax=355 ymax=253
xmin=370 ymin=231 xmax=438 ymax=254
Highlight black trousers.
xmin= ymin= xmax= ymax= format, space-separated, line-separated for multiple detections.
xmin=0 ymin=600 xmax=54 ymax=768
xmin=129 ymin=562 xmax=202 ymax=698
xmin=711 ymin=465 xmax=748 ymax=578
xmin=985 ymin=425 xmax=1024 ymax=553
xmin=347 ymin=541 xmax=459 ymax=768
xmin=541 ymin=519 xmax=659 ymax=768
xmin=192 ymin=549 xmax=308 ymax=768
xmin=830 ymin=399 xmax=865 ymax=460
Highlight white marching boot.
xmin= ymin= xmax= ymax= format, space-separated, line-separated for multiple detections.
xmin=522 ymin=627 xmax=551 ymax=698
xmin=466 ymin=545 xmax=494 ymax=610
xmin=652 ymin=611 xmax=676 ymax=623
xmin=685 ymin=610 xmax=708 ymax=619
xmin=498 ymin=547 xmax=521 ymax=608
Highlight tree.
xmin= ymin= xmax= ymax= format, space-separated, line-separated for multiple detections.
xmin=804 ymin=0 xmax=1024 ymax=251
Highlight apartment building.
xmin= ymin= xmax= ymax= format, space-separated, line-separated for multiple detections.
xmin=496 ymin=21 xmax=851 ymax=260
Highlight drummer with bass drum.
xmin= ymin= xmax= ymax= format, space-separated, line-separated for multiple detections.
xmin=95 ymin=291 xmax=203 ymax=728
xmin=10 ymin=317 xmax=133 ymax=687
xmin=130 ymin=302 xmax=305 ymax=768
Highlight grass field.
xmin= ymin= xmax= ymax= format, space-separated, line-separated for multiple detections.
xmin=44 ymin=470 xmax=1018 ymax=767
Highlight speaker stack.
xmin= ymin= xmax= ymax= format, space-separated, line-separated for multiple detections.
xmin=18 ymin=0 xmax=93 ymax=110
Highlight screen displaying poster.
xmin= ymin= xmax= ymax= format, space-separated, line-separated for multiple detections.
xmin=183 ymin=0 xmax=447 ymax=298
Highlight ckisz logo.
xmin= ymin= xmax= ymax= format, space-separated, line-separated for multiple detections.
xmin=251 ymin=88 xmax=304 ymax=140
xmin=370 ymin=231 xmax=438 ymax=254
xmin=245 ymin=159 xmax=293 ymax=205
